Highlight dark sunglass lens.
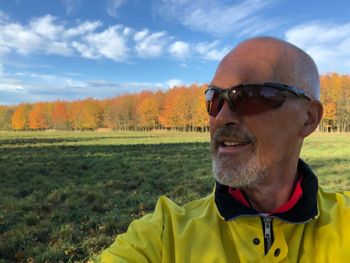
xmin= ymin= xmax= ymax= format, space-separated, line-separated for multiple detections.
xmin=205 ymin=89 xmax=217 ymax=117
xmin=237 ymin=86 xmax=286 ymax=115
xmin=205 ymin=89 xmax=221 ymax=117
xmin=260 ymin=86 xmax=286 ymax=106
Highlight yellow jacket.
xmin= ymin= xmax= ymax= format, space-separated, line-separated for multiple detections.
xmin=98 ymin=160 xmax=350 ymax=262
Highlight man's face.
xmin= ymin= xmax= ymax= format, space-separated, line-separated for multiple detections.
xmin=209 ymin=47 xmax=307 ymax=189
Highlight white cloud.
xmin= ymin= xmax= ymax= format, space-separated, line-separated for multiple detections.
xmin=71 ymin=41 xmax=97 ymax=59
xmin=123 ymin=27 xmax=132 ymax=35
xmin=47 ymin=41 xmax=73 ymax=56
xmin=285 ymin=22 xmax=350 ymax=74
xmin=0 ymin=23 xmax=44 ymax=55
xmin=0 ymin=64 xmax=190 ymax=105
xmin=156 ymin=0 xmax=277 ymax=36
xmin=81 ymin=25 xmax=130 ymax=61
xmin=0 ymin=11 xmax=229 ymax=63
xmin=119 ymin=81 xmax=164 ymax=91
xmin=0 ymin=13 xmax=130 ymax=60
xmin=134 ymin=29 xmax=168 ymax=58
xmin=0 ymin=69 xmax=173 ymax=105
xmin=29 ymin=15 xmax=64 ymax=40
xmin=0 ymin=70 xmax=93 ymax=105
xmin=0 ymin=15 xmax=72 ymax=56
xmin=169 ymin=41 xmax=190 ymax=59
xmin=195 ymin=41 xmax=229 ymax=60
xmin=166 ymin=79 xmax=183 ymax=88
xmin=64 ymin=20 xmax=103 ymax=38
xmin=134 ymin=28 xmax=149 ymax=41
xmin=107 ymin=0 xmax=126 ymax=17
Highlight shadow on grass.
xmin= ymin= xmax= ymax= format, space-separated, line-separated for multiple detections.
xmin=1 ymin=141 xmax=349 ymax=262
xmin=0 ymin=136 xmax=157 ymax=146
xmin=0 ymin=142 xmax=213 ymax=262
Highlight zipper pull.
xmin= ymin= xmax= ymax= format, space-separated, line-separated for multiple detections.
xmin=263 ymin=217 xmax=272 ymax=239
xmin=263 ymin=217 xmax=273 ymax=254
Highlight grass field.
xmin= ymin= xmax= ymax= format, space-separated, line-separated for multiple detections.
xmin=0 ymin=131 xmax=349 ymax=262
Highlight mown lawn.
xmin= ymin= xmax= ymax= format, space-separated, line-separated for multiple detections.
xmin=0 ymin=131 xmax=349 ymax=262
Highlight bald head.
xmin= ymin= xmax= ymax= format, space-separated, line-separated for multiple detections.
xmin=212 ymin=37 xmax=320 ymax=100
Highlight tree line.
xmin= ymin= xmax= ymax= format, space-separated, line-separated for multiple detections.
xmin=0 ymin=73 xmax=349 ymax=132
xmin=0 ymin=84 xmax=208 ymax=132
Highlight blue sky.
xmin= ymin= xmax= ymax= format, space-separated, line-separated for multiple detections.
xmin=0 ymin=0 xmax=350 ymax=105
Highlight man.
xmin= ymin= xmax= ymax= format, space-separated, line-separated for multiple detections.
xmin=98 ymin=37 xmax=350 ymax=262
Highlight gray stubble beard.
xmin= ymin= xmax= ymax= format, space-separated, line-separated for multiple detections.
xmin=212 ymin=150 xmax=268 ymax=189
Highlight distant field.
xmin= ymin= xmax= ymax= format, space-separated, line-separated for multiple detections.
xmin=300 ymin=133 xmax=350 ymax=191
xmin=0 ymin=131 xmax=349 ymax=262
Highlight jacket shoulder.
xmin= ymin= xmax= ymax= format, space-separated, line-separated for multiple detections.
xmin=97 ymin=194 xmax=215 ymax=262
xmin=318 ymin=188 xmax=350 ymax=217
xmin=156 ymin=193 xmax=216 ymax=219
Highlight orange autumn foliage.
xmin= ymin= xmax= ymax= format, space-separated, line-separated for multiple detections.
xmin=29 ymin=102 xmax=50 ymax=129
xmin=1 ymin=77 xmax=349 ymax=132
xmin=52 ymin=101 xmax=69 ymax=130
xmin=137 ymin=92 xmax=161 ymax=129
xmin=320 ymin=73 xmax=350 ymax=132
xmin=11 ymin=104 xmax=31 ymax=130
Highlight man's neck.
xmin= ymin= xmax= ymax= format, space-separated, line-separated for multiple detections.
xmin=242 ymin=162 xmax=299 ymax=213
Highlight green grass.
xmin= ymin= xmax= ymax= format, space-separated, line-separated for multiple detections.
xmin=0 ymin=131 xmax=349 ymax=262
xmin=301 ymin=133 xmax=350 ymax=191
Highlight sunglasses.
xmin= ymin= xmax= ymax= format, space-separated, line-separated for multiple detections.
xmin=205 ymin=82 xmax=311 ymax=117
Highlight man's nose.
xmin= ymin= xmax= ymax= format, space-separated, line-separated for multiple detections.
xmin=214 ymin=99 xmax=241 ymax=125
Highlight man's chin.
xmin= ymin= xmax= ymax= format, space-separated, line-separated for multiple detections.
xmin=212 ymin=152 xmax=248 ymax=171
xmin=212 ymin=155 xmax=267 ymax=189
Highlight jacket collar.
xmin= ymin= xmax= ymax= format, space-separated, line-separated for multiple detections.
xmin=214 ymin=159 xmax=319 ymax=223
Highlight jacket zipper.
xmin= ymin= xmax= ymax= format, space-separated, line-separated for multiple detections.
xmin=262 ymin=217 xmax=273 ymax=255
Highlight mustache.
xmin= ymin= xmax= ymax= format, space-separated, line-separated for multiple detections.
xmin=212 ymin=126 xmax=256 ymax=145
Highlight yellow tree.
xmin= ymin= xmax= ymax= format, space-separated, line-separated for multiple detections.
xmin=103 ymin=98 xmax=120 ymax=129
xmin=69 ymin=99 xmax=102 ymax=130
xmin=322 ymin=102 xmax=337 ymax=132
xmin=69 ymin=100 xmax=87 ymax=130
xmin=80 ymin=99 xmax=103 ymax=130
xmin=320 ymin=73 xmax=338 ymax=131
xmin=184 ymin=84 xmax=207 ymax=131
xmin=0 ymin=106 xmax=14 ymax=130
xmin=159 ymin=86 xmax=194 ymax=130
xmin=193 ymin=84 xmax=209 ymax=131
xmin=154 ymin=90 xmax=166 ymax=129
xmin=11 ymin=104 xmax=31 ymax=130
xmin=320 ymin=73 xmax=350 ymax=132
xmin=136 ymin=91 xmax=161 ymax=130
xmin=159 ymin=87 xmax=180 ymax=129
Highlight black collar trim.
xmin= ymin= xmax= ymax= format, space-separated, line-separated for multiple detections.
xmin=215 ymin=159 xmax=319 ymax=223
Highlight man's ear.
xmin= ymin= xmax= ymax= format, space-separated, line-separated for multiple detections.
xmin=299 ymin=100 xmax=323 ymax=138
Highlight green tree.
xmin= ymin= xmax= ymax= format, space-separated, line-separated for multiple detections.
xmin=0 ymin=106 xmax=14 ymax=130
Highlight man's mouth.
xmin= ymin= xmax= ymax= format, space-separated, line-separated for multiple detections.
xmin=217 ymin=139 xmax=252 ymax=154
xmin=221 ymin=141 xmax=251 ymax=147
xmin=212 ymin=126 xmax=256 ymax=155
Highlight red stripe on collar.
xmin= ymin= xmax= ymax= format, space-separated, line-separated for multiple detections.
xmin=228 ymin=187 xmax=250 ymax=207
xmin=228 ymin=175 xmax=303 ymax=215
